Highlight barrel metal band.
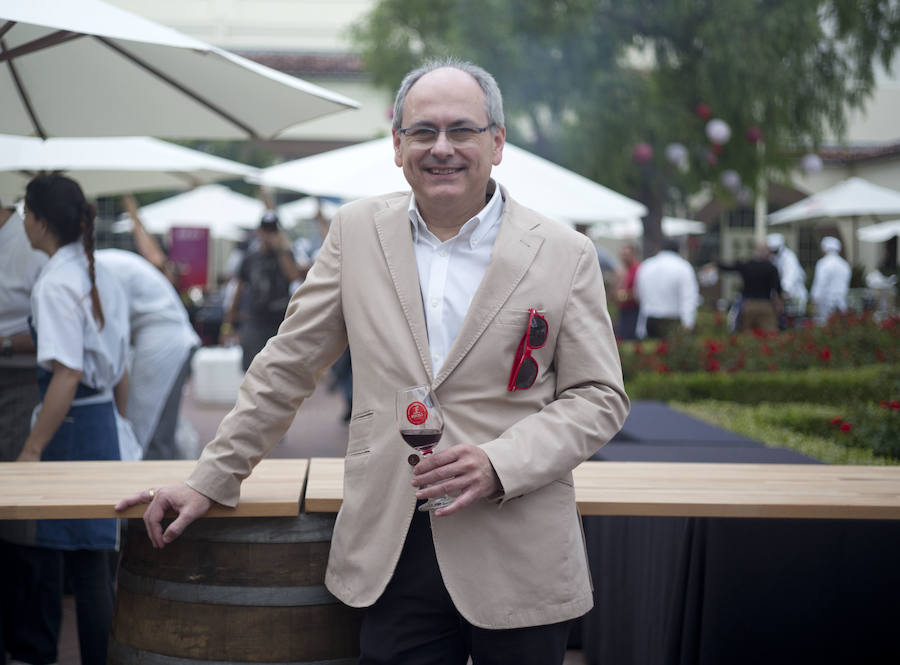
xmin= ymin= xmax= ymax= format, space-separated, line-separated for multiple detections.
xmin=108 ymin=640 xmax=358 ymax=665
xmin=117 ymin=568 xmax=338 ymax=607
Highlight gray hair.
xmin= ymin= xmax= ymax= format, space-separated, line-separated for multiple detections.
xmin=392 ymin=58 xmax=505 ymax=131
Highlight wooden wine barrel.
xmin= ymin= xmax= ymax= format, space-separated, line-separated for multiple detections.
xmin=109 ymin=512 xmax=361 ymax=664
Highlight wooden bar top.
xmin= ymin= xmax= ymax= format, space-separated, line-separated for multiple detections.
xmin=0 ymin=459 xmax=307 ymax=519
xmin=304 ymin=457 xmax=900 ymax=520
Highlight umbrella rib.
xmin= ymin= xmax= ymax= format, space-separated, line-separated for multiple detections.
xmin=0 ymin=21 xmax=14 ymax=40
xmin=1 ymin=37 xmax=47 ymax=139
xmin=0 ymin=30 xmax=84 ymax=62
xmin=95 ymin=36 xmax=259 ymax=139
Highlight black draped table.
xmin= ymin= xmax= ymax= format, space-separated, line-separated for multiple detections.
xmin=579 ymin=402 xmax=900 ymax=665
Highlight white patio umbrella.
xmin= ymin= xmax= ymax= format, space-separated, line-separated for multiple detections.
xmin=0 ymin=0 xmax=358 ymax=139
xmin=857 ymin=219 xmax=900 ymax=243
xmin=768 ymin=177 xmax=900 ymax=263
xmin=0 ymin=134 xmax=259 ymax=200
xmin=768 ymin=177 xmax=900 ymax=225
xmin=276 ymin=196 xmax=340 ymax=226
xmin=112 ymin=184 xmax=264 ymax=241
xmin=252 ymin=137 xmax=647 ymax=225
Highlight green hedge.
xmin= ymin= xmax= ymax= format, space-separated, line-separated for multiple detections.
xmin=625 ymin=364 xmax=898 ymax=406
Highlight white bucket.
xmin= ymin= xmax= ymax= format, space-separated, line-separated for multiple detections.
xmin=190 ymin=346 xmax=244 ymax=406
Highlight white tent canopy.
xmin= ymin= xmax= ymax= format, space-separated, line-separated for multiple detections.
xmin=768 ymin=177 xmax=900 ymax=225
xmin=592 ymin=216 xmax=706 ymax=239
xmin=857 ymin=219 xmax=900 ymax=243
xmin=0 ymin=0 xmax=357 ymax=139
xmin=252 ymin=137 xmax=647 ymax=225
xmin=114 ymin=184 xmax=264 ymax=241
xmin=0 ymin=135 xmax=259 ymax=201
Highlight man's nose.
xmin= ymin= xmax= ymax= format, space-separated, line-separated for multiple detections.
xmin=429 ymin=131 xmax=455 ymax=157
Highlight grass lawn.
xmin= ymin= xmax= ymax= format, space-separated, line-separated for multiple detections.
xmin=670 ymin=400 xmax=899 ymax=466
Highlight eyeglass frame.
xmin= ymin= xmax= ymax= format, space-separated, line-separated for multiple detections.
xmin=507 ymin=308 xmax=549 ymax=392
xmin=397 ymin=123 xmax=495 ymax=146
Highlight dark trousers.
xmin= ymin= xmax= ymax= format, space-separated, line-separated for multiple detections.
xmin=645 ymin=316 xmax=681 ymax=339
xmin=359 ymin=506 xmax=572 ymax=665
xmin=0 ymin=542 xmax=115 ymax=665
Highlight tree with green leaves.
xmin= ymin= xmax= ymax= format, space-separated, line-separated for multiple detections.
xmin=351 ymin=0 xmax=900 ymax=254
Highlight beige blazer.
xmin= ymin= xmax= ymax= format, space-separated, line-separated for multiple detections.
xmin=187 ymin=185 xmax=629 ymax=629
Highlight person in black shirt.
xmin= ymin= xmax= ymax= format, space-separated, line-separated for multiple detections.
xmin=716 ymin=242 xmax=783 ymax=333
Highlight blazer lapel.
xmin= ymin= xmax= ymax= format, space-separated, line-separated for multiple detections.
xmin=373 ymin=202 xmax=434 ymax=381
xmin=434 ymin=197 xmax=544 ymax=388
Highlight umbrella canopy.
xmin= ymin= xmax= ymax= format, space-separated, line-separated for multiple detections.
xmin=276 ymin=196 xmax=340 ymax=225
xmin=768 ymin=177 xmax=900 ymax=225
xmin=0 ymin=0 xmax=358 ymax=139
xmin=857 ymin=219 xmax=900 ymax=243
xmin=252 ymin=137 xmax=647 ymax=224
xmin=0 ymin=134 xmax=259 ymax=200
xmin=112 ymin=184 xmax=264 ymax=241
xmin=592 ymin=216 xmax=706 ymax=239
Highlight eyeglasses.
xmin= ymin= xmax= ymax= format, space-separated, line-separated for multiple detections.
xmin=507 ymin=308 xmax=549 ymax=391
xmin=398 ymin=124 xmax=493 ymax=147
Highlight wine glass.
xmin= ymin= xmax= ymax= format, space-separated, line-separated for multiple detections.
xmin=396 ymin=385 xmax=455 ymax=512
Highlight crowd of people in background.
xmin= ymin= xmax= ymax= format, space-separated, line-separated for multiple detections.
xmin=613 ymin=230 xmax=857 ymax=340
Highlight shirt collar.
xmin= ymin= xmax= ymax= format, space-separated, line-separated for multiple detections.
xmin=408 ymin=179 xmax=504 ymax=248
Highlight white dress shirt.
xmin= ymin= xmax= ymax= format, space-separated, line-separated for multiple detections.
xmin=409 ymin=182 xmax=504 ymax=375
xmin=633 ymin=250 xmax=700 ymax=338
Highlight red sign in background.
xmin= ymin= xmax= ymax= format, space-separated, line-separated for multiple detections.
xmin=168 ymin=226 xmax=209 ymax=291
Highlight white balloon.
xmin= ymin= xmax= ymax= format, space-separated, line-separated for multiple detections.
xmin=665 ymin=142 xmax=689 ymax=167
xmin=801 ymin=153 xmax=823 ymax=173
xmin=705 ymin=119 xmax=732 ymax=145
xmin=720 ymin=169 xmax=741 ymax=191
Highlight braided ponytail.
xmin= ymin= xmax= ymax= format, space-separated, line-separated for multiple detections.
xmin=81 ymin=202 xmax=105 ymax=330
xmin=26 ymin=174 xmax=105 ymax=329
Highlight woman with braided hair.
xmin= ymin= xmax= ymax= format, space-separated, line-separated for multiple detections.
xmin=14 ymin=174 xmax=129 ymax=664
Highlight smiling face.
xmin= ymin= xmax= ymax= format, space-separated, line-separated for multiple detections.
xmin=393 ymin=67 xmax=505 ymax=229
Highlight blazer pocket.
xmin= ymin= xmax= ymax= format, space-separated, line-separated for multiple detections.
xmin=495 ymin=307 xmax=545 ymax=328
xmin=347 ymin=409 xmax=374 ymax=455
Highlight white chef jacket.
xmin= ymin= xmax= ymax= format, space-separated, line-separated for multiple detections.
xmin=96 ymin=249 xmax=200 ymax=453
xmin=409 ymin=181 xmax=504 ymax=376
xmin=772 ymin=246 xmax=808 ymax=308
xmin=810 ymin=251 xmax=851 ymax=324
xmin=633 ymin=250 xmax=700 ymax=338
xmin=0 ymin=209 xmax=48 ymax=368
xmin=31 ymin=243 xmax=129 ymax=392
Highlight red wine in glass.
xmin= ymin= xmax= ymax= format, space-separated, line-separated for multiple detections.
xmin=396 ymin=385 xmax=454 ymax=512
xmin=400 ymin=429 xmax=442 ymax=454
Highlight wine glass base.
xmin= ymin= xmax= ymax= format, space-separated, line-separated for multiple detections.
xmin=418 ymin=496 xmax=455 ymax=512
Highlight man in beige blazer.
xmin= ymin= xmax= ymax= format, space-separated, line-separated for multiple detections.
xmin=118 ymin=59 xmax=629 ymax=664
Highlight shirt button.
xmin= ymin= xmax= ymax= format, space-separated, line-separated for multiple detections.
xmin=439 ymin=249 xmax=448 ymax=257
xmin=408 ymin=454 xmax=420 ymax=466
xmin=431 ymin=298 xmax=439 ymax=308
xmin=472 ymin=239 xmax=479 ymax=246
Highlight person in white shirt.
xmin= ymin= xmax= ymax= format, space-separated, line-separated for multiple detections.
xmin=766 ymin=233 xmax=808 ymax=317
xmin=97 ymin=249 xmax=201 ymax=459
xmin=810 ymin=236 xmax=852 ymax=325
xmin=16 ymin=174 xmax=130 ymax=665
xmin=0 ymin=199 xmax=49 ymax=664
xmin=634 ymin=238 xmax=700 ymax=338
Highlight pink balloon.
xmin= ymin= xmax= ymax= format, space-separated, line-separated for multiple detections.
xmin=633 ymin=142 xmax=654 ymax=164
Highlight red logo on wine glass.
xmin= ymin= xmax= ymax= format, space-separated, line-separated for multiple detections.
xmin=406 ymin=402 xmax=428 ymax=425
